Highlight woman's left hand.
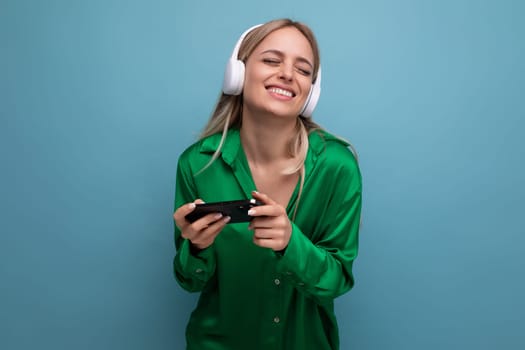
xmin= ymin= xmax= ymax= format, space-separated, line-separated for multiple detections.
xmin=248 ymin=191 xmax=292 ymax=251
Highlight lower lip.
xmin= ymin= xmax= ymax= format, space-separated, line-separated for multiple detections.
xmin=267 ymin=89 xmax=293 ymax=101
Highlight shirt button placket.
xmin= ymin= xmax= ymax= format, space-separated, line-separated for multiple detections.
xmin=272 ymin=277 xmax=281 ymax=326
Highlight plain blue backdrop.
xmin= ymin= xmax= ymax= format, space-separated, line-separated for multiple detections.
xmin=1 ymin=0 xmax=524 ymax=349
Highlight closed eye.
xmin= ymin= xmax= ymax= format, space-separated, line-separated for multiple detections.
xmin=297 ymin=67 xmax=312 ymax=76
xmin=263 ymin=58 xmax=280 ymax=65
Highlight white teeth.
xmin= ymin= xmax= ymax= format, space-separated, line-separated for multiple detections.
xmin=269 ymin=87 xmax=293 ymax=97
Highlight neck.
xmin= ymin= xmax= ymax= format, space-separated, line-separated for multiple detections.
xmin=240 ymin=111 xmax=298 ymax=166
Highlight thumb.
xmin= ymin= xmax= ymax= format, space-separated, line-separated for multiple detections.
xmin=174 ymin=201 xmax=198 ymax=222
xmin=251 ymin=190 xmax=277 ymax=205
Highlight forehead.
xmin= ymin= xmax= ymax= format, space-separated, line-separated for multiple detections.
xmin=253 ymin=26 xmax=314 ymax=62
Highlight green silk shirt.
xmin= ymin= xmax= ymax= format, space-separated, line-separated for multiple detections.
xmin=173 ymin=128 xmax=362 ymax=350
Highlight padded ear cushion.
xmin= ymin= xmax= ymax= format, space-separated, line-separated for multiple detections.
xmin=222 ymin=59 xmax=245 ymax=95
xmin=300 ymin=68 xmax=321 ymax=118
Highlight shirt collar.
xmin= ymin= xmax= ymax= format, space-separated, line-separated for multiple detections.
xmin=199 ymin=128 xmax=241 ymax=167
xmin=198 ymin=127 xmax=349 ymax=167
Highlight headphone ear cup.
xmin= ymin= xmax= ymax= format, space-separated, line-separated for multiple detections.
xmin=300 ymin=76 xmax=321 ymax=118
xmin=222 ymin=59 xmax=245 ymax=95
xmin=222 ymin=24 xmax=262 ymax=96
xmin=300 ymin=67 xmax=322 ymax=117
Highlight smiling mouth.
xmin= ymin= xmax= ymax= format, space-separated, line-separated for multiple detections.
xmin=267 ymin=87 xmax=295 ymax=98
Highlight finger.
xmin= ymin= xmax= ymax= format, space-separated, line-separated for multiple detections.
xmin=180 ymin=212 xmax=222 ymax=240
xmin=182 ymin=212 xmax=228 ymax=241
xmin=251 ymin=190 xmax=277 ymax=206
xmin=174 ymin=202 xmax=198 ymax=225
xmin=252 ymin=236 xmax=281 ymax=251
xmin=173 ymin=199 xmax=205 ymax=222
xmin=192 ymin=212 xmax=225 ymax=232
xmin=248 ymin=203 xmax=284 ymax=218
xmin=174 ymin=199 xmax=208 ymax=229
xmin=252 ymin=228 xmax=276 ymax=240
xmin=194 ymin=216 xmax=231 ymax=243
xmin=248 ymin=216 xmax=276 ymax=230
xmin=187 ymin=215 xmax=231 ymax=250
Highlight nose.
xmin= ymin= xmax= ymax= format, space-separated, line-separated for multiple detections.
xmin=278 ymin=63 xmax=294 ymax=81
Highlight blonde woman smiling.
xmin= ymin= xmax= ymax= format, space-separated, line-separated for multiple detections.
xmin=173 ymin=18 xmax=362 ymax=350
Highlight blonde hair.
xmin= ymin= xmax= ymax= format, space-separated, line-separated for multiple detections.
xmin=197 ymin=19 xmax=324 ymax=218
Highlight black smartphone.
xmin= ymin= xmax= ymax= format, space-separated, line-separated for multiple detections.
xmin=185 ymin=199 xmax=263 ymax=224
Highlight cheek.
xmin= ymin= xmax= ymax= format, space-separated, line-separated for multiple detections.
xmin=242 ymin=75 xmax=265 ymax=108
xmin=300 ymin=73 xmax=314 ymax=88
xmin=242 ymin=77 xmax=259 ymax=100
xmin=244 ymin=66 xmax=266 ymax=86
xmin=243 ymin=71 xmax=267 ymax=98
xmin=299 ymin=79 xmax=313 ymax=100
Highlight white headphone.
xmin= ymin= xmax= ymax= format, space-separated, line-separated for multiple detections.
xmin=222 ymin=24 xmax=321 ymax=118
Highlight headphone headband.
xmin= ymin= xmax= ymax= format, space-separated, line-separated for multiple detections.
xmin=228 ymin=24 xmax=262 ymax=61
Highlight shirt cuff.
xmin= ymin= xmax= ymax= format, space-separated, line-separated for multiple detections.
xmin=275 ymin=222 xmax=313 ymax=287
xmin=177 ymin=239 xmax=215 ymax=281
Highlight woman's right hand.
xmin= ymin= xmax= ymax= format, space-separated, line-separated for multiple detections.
xmin=173 ymin=199 xmax=231 ymax=250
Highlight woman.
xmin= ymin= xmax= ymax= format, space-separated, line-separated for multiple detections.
xmin=173 ymin=18 xmax=362 ymax=350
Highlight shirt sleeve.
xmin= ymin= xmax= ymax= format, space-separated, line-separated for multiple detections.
xmin=173 ymin=153 xmax=217 ymax=292
xmin=275 ymin=153 xmax=362 ymax=305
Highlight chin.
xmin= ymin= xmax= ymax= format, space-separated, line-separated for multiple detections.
xmin=265 ymin=110 xmax=298 ymax=120
xmin=265 ymin=103 xmax=302 ymax=119
xmin=245 ymin=99 xmax=301 ymax=121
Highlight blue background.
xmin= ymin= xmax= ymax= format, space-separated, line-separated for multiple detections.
xmin=1 ymin=0 xmax=524 ymax=349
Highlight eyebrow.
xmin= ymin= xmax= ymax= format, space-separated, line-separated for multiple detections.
xmin=260 ymin=49 xmax=314 ymax=69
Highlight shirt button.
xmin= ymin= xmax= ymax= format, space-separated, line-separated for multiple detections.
xmin=273 ymin=316 xmax=280 ymax=323
xmin=274 ymin=278 xmax=281 ymax=285
xmin=195 ymin=268 xmax=203 ymax=274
